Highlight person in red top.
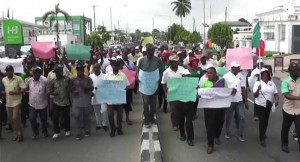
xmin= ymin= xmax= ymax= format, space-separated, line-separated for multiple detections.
xmin=158 ymin=50 xmax=170 ymax=113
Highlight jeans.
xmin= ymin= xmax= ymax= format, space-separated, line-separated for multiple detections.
xmin=256 ymin=104 xmax=271 ymax=141
xmin=204 ymin=108 xmax=226 ymax=147
xmin=73 ymin=106 xmax=92 ymax=135
xmin=107 ymin=105 xmax=123 ymax=131
xmin=281 ymin=110 xmax=300 ymax=149
xmin=52 ymin=104 xmax=70 ymax=134
xmin=142 ymin=93 xmax=157 ymax=124
xmin=29 ymin=106 xmax=48 ymax=135
xmin=6 ymin=105 xmax=22 ymax=137
xmin=177 ymin=102 xmax=194 ymax=140
xmin=93 ymin=104 xmax=108 ymax=127
xmin=225 ymin=101 xmax=245 ymax=136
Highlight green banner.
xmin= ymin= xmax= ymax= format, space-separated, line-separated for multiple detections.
xmin=167 ymin=77 xmax=199 ymax=102
xmin=2 ymin=19 xmax=23 ymax=45
xmin=65 ymin=44 xmax=91 ymax=61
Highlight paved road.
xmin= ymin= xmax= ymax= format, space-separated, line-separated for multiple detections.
xmin=0 ymin=95 xmax=143 ymax=162
xmin=158 ymin=78 xmax=300 ymax=162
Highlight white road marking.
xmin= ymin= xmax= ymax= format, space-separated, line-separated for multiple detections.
xmin=247 ymin=98 xmax=254 ymax=104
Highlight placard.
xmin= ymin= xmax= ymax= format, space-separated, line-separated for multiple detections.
xmin=138 ymin=69 xmax=159 ymax=95
xmin=197 ymin=88 xmax=233 ymax=108
xmin=66 ymin=44 xmax=91 ymax=61
xmin=167 ymin=77 xmax=198 ymax=102
xmin=226 ymin=48 xmax=253 ymax=70
xmin=96 ymin=80 xmax=126 ymax=104
xmin=31 ymin=42 xmax=55 ymax=59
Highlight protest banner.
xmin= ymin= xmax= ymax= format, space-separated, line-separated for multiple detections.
xmin=139 ymin=69 xmax=159 ymax=95
xmin=226 ymin=48 xmax=253 ymax=70
xmin=141 ymin=36 xmax=154 ymax=47
xmin=66 ymin=44 xmax=91 ymax=61
xmin=167 ymin=77 xmax=198 ymax=102
xmin=0 ymin=56 xmax=24 ymax=73
xmin=96 ymin=80 xmax=126 ymax=104
xmin=197 ymin=88 xmax=233 ymax=108
xmin=216 ymin=67 xmax=228 ymax=77
xmin=121 ymin=69 xmax=136 ymax=89
xmin=31 ymin=42 xmax=55 ymax=59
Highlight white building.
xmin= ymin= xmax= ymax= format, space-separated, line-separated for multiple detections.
xmin=253 ymin=3 xmax=300 ymax=54
xmin=37 ymin=34 xmax=77 ymax=47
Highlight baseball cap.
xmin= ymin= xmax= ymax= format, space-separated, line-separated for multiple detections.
xmin=146 ymin=44 xmax=155 ymax=51
xmin=162 ymin=50 xmax=170 ymax=57
xmin=169 ymin=54 xmax=179 ymax=62
xmin=256 ymin=59 xmax=264 ymax=64
xmin=177 ymin=51 xmax=182 ymax=55
xmin=142 ymin=47 xmax=147 ymax=52
xmin=230 ymin=61 xmax=240 ymax=67
xmin=206 ymin=64 xmax=215 ymax=70
xmin=135 ymin=46 xmax=139 ymax=50
xmin=109 ymin=57 xmax=117 ymax=61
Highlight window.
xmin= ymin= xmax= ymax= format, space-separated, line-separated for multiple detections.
xmin=280 ymin=25 xmax=286 ymax=41
xmin=264 ymin=32 xmax=274 ymax=40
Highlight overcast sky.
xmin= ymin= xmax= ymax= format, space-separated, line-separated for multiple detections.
xmin=0 ymin=0 xmax=298 ymax=32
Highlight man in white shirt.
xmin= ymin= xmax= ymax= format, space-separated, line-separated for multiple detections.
xmin=89 ymin=63 xmax=108 ymax=131
xmin=161 ymin=54 xmax=185 ymax=131
xmin=223 ymin=61 xmax=248 ymax=142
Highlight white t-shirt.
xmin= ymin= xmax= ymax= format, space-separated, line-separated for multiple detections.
xmin=248 ymin=68 xmax=260 ymax=92
xmin=223 ymin=71 xmax=246 ymax=102
xmin=100 ymin=58 xmax=110 ymax=73
xmin=161 ymin=66 xmax=185 ymax=84
xmin=206 ymin=58 xmax=214 ymax=65
xmin=89 ymin=73 xmax=105 ymax=105
xmin=105 ymin=65 xmax=113 ymax=74
xmin=253 ymin=80 xmax=278 ymax=107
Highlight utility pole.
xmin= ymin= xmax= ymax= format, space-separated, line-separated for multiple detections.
xmin=152 ymin=17 xmax=154 ymax=32
xmin=225 ymin=7 xmax=227 ymax=25
xmin=110 ymin=7 xmax=113 ymax=32
xmin=169 ymin=16 xmax=172 ymax=45
xmin=89 ymin=5 xmax=99 ymax=31
xmin=203 ymin=0 xmax=206 ymax=52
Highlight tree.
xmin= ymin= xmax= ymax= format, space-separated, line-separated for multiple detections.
xmin=97 ymin=26 xmax=111 ymax=44
xmin=135 ymin=29 xmax=142 ymax=40
xmin=42 ymin=3 xmax=71 ymax=48
xmin=189 ymin=31 xmax=202 ymax=44
xmin=207 ymin=23 xmax=233 ymax=48
xmin=141 ymin=32 xmax=152 ymax=37
xmin=86 ymin=25 xmax=111 ymax=48
xmin=174 ymin=28 xmax=190 ymax=44
xmin=166 ymin=23 xmax=185 ymax=43
xmin=171 ymin=0 xmax=192 ymax=26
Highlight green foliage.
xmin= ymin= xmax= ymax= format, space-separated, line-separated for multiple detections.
xmin=166 ymin=23 xmax=201 ymax=44
xmin=188 ymin=31 xmax=202 ymax=44
xmin=207 ymin=23 xmax=233 ymax=48
xmin=265 ymin=51 xmax=278 ymax=57
xmin=85 ymin=25 xmax=111 ymax=48
xmin=141 ymin=32 xmax=152 ymax=37
xmin=171 ymin=0 xmax=192 ymax=26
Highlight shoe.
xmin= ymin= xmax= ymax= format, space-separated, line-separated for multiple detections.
xmin=180 ymin=136 xmax=186 ymax=141
xmin=52 ymin=133 xmax=60 ymax=140
xmin=163 ymin=108 xmax=168 ymax=114
xmin=110 ymin=131 xmax=115 ymax=137
xmin=65 ymin=131 xmax=71 ymax=137
xmin=96 ymin=126 xmax=102 ymax=130
xmin=43 ymin=133 xmax=49 ymax=138
xmin=17 ymin=135 xmax=23 ymax=142
xmin=207 ymin=147 xmax=214 ymax=154
xmin=173 ymin=126 xmax=179 ymax=131
xmin=253 ymin=116 xmax=259 ymax=121
xmin=292 ymin=132 xmax=298 ymax=141
xmin=126 ymin=119 xmax=133 ymax=125
xmin=117 ymin=129 xmax=124 ymax=135
xmin=281 ymin=145 xmax=290 ymax=153
xmin=75 ymin=135 xmax=82 ymax=140
xmin=187 ymin=140 xmax=194 ymax=146
xmin=32 ymin=134 xmax=39 ymax=140
xmin=225 ymin=133 xmax=231 ymax=139
xmin=84 ymin=131 xmax=91 ymax=137
xmin=214 ymin=138 xmax=221 ymax=145
xmin=12 ymin=136 xmax=18 ymax=141
xmin=103 ymin=126 xmax=109 ymax=132
xmin=144 ymin=123 xmax=151 ymax=128
xmin=238 ymin=135 xmax=245 ymax=142
xmin=260 ymin=140 xmax=266 ymax=147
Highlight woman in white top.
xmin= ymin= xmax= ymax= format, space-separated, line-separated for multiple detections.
xmin=253 ymin=68 xmax=279 ymax=147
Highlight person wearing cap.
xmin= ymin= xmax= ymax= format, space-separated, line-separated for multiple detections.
xmin=128 ymin=46 xmax=143 ymax=65
xmin=47 ymin=64 xmax=72 ymax=140
xmin=223 ymin=61 xmax=248 ymax=142
xmin=137 ymin=44 xmax=163 ymax=128
xmin=47 ymin=61 xmax=72 ymax=81
xmin=25 ymin=67 xmax=49 ymax=139
xmin=161 ymin=54 xmax=185 ymax=131
xmin=2 ymin=65 xmax=26 ymax=142
xmin=104 ymin=57 xmax=130 ymax=137
xmin=70 ymin=63 xmax=94 ymax=140
xmin=158 ymin=50 xmax=170 ymax=113
xmin=198 ymin=66 xmax=233 ymax=154
xmin=187 ymin=56 xmax=204 ymax=119
xmin=183 ymin=50 xmax=194 ymax=65
xmin=252 ymin=68 xmax=279 ymax=147
xmin=177 ymin=69 xmax=195 ymax=146
xmin=176 ymin=51 xmax=186 ymax=68
xmin=280 ymin=63 xmax=300 ymax=153
xmin=199 ymin=56 xmax=213 ymax=73
xmin=122 ymin=53 xmax=135 ymax=71
xmin=136 ymin=47 xmax=147 ymax=67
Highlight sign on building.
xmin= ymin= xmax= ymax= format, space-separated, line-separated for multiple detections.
xmin=2 ymin=19 xmax=23 ymax=45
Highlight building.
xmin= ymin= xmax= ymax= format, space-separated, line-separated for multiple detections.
xmin=35 ymin=16 xmax=92 ymax=44
xmin=253 ymin=2 xmax=300 ymax=54
xmin=0 ymin=18 xmax=49 ymax=46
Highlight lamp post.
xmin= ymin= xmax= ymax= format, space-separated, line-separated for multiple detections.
xmin=203 ymin=0 xmax=206 ymax=52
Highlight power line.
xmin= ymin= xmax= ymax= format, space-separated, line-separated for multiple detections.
xmin=89 ymin=5 xmax=99 ymax=31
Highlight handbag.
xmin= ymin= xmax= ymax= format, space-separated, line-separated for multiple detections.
xmin=260 ymin=91 xmax=273 ymax=109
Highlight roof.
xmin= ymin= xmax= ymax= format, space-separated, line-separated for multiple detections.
xmin=0 ymin=18 xmax=48 ymax=29
xmin=256 ymin=8 xmax=286 ymax=16
xmin=219 ymin=21 xmax=251 ymax=27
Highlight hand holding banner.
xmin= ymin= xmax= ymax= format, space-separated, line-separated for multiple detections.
xmin=167 ymin=77 xmax=198 ymax=102
xmin=66 ymin=44 xmax=91 ymax=61
xmin=96 ymin=80 xmax=126 ymax=104
xmin=31 ymin=42 xmax=55 ymax=59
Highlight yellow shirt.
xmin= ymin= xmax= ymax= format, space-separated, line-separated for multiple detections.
xmin=104 ymin=71 xmax=130 ymax=86
xmin=128 ymin=52 xmax=143 ymax=63
xmin=47 ymin=66 xmax=72 ymax=81
xmin=70 ymin=66 xmax=89 ymax=77
xmin=2 ymin=75 xmax=26 ymax=107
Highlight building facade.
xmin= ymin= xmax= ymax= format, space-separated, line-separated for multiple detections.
xmin=35 ymin=16 xmax=92 ymax=44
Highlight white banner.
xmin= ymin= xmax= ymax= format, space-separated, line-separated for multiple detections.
xmin=0 ymin=57 xmax=24 ymax=73
xmin=198 ymin=88 xmax=233 ymax=109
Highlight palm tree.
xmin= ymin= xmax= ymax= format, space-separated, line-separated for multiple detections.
xmin=42 ymin=3 xmax=71 ymax=48
xmin=171 ymin=0 xmax=192 ymax=26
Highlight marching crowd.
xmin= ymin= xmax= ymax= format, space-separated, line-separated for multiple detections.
xmin=0 ymin=43 xmax=299 ymax=155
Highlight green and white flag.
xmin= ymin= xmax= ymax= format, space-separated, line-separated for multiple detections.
xmin=251 ymin=23 xmax=261 ymax=49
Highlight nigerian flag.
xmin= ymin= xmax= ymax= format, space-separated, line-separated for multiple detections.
xmin=252 ymin=23 xmax=261 ymax=48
